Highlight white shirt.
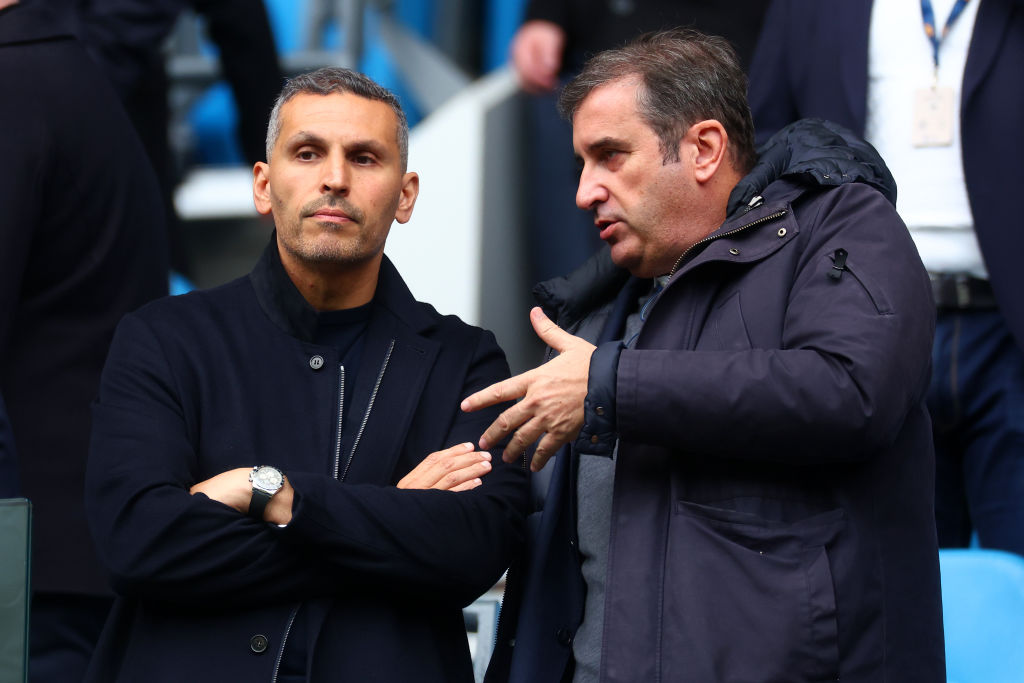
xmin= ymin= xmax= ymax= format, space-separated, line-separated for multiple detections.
xmin=865 ymin=0 xmax=985 ymax=276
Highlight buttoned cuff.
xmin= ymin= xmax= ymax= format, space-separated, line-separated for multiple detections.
xmin=573 ymin=341 xmax=621 ymax=456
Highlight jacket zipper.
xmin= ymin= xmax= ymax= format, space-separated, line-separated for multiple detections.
xmin=269 ymin=344 xmax=394 ymax=680
xmin=332 ymin=365 xmax=346 ymax=479
xmin=269 ymin=604 xmax=300 ymax=683
xmin=340 ymin=339 xmax=395 ymax=482
xmin=668 ymin=208 xmax=788 ymax=277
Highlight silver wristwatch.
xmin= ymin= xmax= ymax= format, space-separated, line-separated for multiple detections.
xmin=248 ymin=465 xmax=284 ymax=520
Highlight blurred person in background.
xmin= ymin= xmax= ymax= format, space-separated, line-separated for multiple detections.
xmin=47 ymin=0 xmax=284 ymax=277
xmin=510 ymin=0 xmax=770 ymax=285
xmin=0 ymin=1 xmax=169 ymax=680
xmin=749 ymin=0 xmax=1024 ymax=556
xmin=83 ymin=67 xmax=528 ymax=683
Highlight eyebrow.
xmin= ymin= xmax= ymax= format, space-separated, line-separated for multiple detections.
xmin=580 ymin=136 xmax=628 ymax=158
xmin=285 ymin=131 xmax=327 ymax=150
xmin=285 ymin=131 xmax=390 ymax=158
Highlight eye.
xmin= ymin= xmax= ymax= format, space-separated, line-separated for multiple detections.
xmin=296 ymin=149 xmax=318 ymax=161
xmin=352 ymin=153 xmax=377 ymax=166
xmin=598 ymin=148 xmax=627 ymax=171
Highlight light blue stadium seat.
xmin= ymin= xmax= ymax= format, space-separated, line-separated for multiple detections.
xmin=940 ymin=548 xmax=1024 ymax=683
xmin=482 ymin=0 xmax=528 ymax=72
xmin=169 ymin=271 xmax=196 ymax=296
xmin=263 ymin=0 xmax=311 ymax=54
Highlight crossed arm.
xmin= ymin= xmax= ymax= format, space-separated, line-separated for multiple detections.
xmin=87 ymin=314 xmax=528 ymax=607
xmin=191 ymin=442 xmax=495 ymax=524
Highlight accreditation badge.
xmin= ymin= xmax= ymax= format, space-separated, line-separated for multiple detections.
xmin=912 ymin=86 xmax=955 ymax=147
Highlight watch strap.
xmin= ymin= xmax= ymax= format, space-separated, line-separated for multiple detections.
xmin=248 ymin=488 xmax=273 ymax=520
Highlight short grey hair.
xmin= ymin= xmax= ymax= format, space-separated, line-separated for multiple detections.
xmin=558 ymin=29 xmax=757 ymax=174
xmin=265 ymin=67 xmax=409 ymax=169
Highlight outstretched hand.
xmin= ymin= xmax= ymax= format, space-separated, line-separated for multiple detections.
xmin=461 ymin=307 xmax=595 ymax=472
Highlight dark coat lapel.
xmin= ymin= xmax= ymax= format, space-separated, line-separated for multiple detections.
xmin=250 ymin=237 xmax=443 ymax=484
xmin=962 ymin=0 xmax=1016 ymax=108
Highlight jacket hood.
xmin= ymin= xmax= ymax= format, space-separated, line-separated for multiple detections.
xmin=727 ymin=118 xmax=897 ymax=216
xmin=534 ymin=243 xmax=633 ymax=327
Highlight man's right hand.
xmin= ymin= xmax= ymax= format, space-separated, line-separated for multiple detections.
xmin=511 ymin=20 xmax=566 ymax=93
xmin=397 ymin=442 xmax=492 ymax=492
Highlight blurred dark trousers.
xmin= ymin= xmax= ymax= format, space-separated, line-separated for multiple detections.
xmin=931 ymin=308 xmax=1024 ymax=554
xmin=30 ymin=593 xmax=112 ymax=683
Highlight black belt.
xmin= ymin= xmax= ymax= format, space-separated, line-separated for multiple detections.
xmin=929 ymin=272 xmax=997 ymax=310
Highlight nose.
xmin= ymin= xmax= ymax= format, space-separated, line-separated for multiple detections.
xmin=575 ymin=167 xmax=607 ymax=210
xmin=320 ymin=155 xmax=348 ymax=194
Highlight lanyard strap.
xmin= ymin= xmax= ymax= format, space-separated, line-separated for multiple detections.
xmin=920 ymin=0 xmax=971 ymax=68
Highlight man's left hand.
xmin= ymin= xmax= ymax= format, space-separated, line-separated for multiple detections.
xmin=461 ymin=307 xmax=595 ymax=471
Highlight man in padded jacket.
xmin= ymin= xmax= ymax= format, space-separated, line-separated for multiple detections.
xmin=470 ymin=30 xmax=944 ymax=683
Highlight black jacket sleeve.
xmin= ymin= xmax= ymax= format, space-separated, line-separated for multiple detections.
xmin=86 ymin=314 xmax=341 ymax=607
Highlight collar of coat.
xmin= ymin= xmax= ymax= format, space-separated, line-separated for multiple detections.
xmin=249 ymin=232 xmax=438 ymax=343
xmin=535 ymin=117 xmax=898 ymax=322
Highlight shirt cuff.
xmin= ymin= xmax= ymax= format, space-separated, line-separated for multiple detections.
xmin=573 ymin=341 xmax=621 ymax=456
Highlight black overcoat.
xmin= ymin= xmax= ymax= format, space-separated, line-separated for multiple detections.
xmin=85 ymin=241 xmax=529 ymax=682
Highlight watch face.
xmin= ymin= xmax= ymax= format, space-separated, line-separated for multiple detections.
xmin=253 ymin=467 xmax=283 ymax=491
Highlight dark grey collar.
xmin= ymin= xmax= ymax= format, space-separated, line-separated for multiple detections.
xmin=249 ymin=233 xmax=436 ymax=342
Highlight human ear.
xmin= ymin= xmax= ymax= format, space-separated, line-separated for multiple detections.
xmin=689 ymin=120 xmax=728 ymax=184
xmin=252 ymin=162 xmax=273 ymax=216
xmin=394 ymin=172 xmax=420 ymax=224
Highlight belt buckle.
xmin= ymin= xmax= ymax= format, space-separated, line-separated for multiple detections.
xmin=955 ymin=274 xmax=970 ymax=308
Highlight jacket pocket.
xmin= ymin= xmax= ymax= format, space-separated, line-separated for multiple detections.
xmin=827 ymin=250 xmax=894 ymax=315
xmin=696 ymin=291 xmax=754 ymax=352
xmin=660 ymin=501 xmax=844 ymax=683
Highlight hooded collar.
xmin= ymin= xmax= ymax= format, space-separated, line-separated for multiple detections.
xmin=248 ymin=233 xmax=436 ymax=343
xmin=533 ymin=246 xmax=632 ymax=328
xmin=727 ymin=117 xmax=898 ymax=216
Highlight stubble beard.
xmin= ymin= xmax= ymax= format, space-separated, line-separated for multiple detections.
xmin=279 ymin=196 xmax=380 ymax=266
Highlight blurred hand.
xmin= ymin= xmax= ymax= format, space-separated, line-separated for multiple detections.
xmin=397 ymin=442 xmax=492 ymax=491
xmin=511 ymin=20 xmax=566 ymax=93
xmin=462 ymin=307 xmax=594 ymax=472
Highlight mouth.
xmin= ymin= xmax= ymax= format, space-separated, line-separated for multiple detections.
xmin=595 ymin=217 xmax=621 ymax=241
xmin=308 ymin=208 xmax=353 ymax=224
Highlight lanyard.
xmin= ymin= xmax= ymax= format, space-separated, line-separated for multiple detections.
xmin=920 ymin=0 xmax=971 ymax=69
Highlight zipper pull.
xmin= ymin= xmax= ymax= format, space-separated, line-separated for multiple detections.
xmin=829 ymin=248 xmax=848 ymax=280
